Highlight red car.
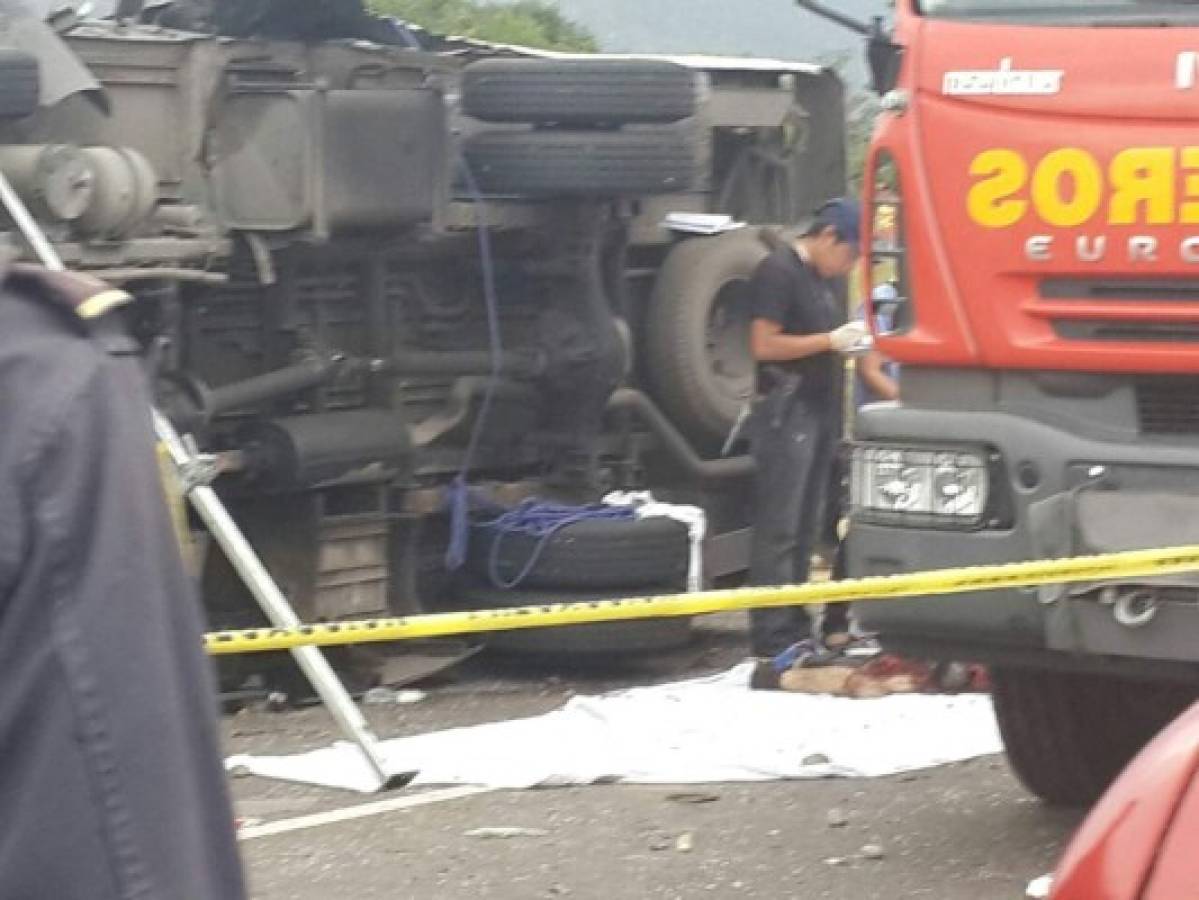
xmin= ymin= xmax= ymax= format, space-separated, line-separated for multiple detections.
xmin=1047 ymin=702 xmax=1199 ymax=899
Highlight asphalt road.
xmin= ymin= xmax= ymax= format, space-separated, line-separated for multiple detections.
xmin=224 ymin=614 xmax=1084 ymax=900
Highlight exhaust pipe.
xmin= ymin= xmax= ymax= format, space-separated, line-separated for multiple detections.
xmin=606 ymin=388 xmax=754 ymax=481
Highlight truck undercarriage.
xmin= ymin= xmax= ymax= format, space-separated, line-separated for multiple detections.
xmin=0 ymin=5 xmax=846 ymax=683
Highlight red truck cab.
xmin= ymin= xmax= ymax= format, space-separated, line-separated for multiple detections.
xmin=831 ymin=0 xmax=1199 ymax=805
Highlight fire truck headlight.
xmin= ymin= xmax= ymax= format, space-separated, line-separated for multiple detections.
xmin=852 ymin=446 xmax=990 ymax=525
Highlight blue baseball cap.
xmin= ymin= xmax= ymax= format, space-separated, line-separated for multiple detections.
xmin=811 ymin=197 xmax=861 ymax=254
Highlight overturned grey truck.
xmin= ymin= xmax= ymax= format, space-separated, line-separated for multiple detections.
xmin=0 ymin=5 xmax=844 ymax=685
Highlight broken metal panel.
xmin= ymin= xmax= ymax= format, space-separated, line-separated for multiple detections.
xmin=705 ymin=86 xmax=796 ymax=129
xmin=0 ymin=13 xmax=102 ymax=107
xmin=316 ymin=510 xmax=392 ymax=620
xmin=33 ymin=28 xmax=218 ymax=201
xmin=321 ymin=88 xmax=446 ymax=235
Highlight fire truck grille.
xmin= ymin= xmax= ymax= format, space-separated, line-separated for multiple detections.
xmin=1136 ymin=376 xmax=1199 ymax=435
xmin=1044 ymin=279 xmax=1199 ymax=345
xmin=1041 ymin=278 xmax=1199 ymax=302
xmin=1054 ymin=321 xmax=1199 ymax=342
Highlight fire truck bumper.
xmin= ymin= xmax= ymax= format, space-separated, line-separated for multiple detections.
xmin=849 ymin=395 xmax=1199 ymax=677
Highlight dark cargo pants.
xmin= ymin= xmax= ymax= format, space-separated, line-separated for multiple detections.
xmin=747 ymin=392 xmax=838 ymax=657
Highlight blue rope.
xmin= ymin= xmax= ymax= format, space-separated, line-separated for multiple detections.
xmin=480 ymin=499 xmax=634 ymax=589
xmin=445 ymin=158 xmax=505 ymax=571
xmin=441 ymin=163 xmax=633 ymax=584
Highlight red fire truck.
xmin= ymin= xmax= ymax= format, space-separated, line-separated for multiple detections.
xmin=800 ymin=0 xmax=1199 ymax=805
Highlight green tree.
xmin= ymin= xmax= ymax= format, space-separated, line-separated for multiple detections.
xmin=845 ymin=91 xmax=879 ymax=191
xmin=370 ymin=0 xmax=598 ymax=51
xmin=817 ymin=50 xmax=878 ymax=191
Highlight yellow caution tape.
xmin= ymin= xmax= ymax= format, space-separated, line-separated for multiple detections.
xmin=203 ymin=543 xmax=1199 ymax=655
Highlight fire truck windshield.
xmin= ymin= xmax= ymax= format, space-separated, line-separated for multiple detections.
xmin=918 ymin=0 xmax=1199 ymax=24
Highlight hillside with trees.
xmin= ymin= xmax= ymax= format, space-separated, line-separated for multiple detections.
xmin=370 ymin=0 xmax=597 ymax=51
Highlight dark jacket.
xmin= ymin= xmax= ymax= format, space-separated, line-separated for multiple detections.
xmin=0 ymin=269 xmax=246 ymax=900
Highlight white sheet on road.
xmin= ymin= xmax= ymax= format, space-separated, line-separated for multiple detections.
xmin=226 ymin=663 xmax=1003 ymax=793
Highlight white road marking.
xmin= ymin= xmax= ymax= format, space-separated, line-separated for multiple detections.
xmin=238 ymin=785 xmax=492 ymax=840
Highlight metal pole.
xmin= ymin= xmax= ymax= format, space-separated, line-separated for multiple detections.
xmin=793 ymin=0 xmax=872 ymax=36
xmin=154 ymin=417 xmax=403 ymax=791
xmin=0 ymin=167 xmax=405 ymax=791
xmin=0 ymin=169 xmax=65 ymax=270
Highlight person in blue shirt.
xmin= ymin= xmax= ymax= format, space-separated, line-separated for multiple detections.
xmin=853 ymin=280 xmax=900 ymax=407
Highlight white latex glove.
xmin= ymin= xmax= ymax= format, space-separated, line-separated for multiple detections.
xmin=828 ymin=320 xmax=869 ymax=353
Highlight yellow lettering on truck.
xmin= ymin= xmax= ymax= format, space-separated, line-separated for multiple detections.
xmin=1109 ymin=147 xmax=1174 ymax=225
xmin=967 ymin=149 xmax=1027 ymax=228
xmin=1030 ymin=148 xmax=1102 ymax=228
xmin=1179 ymin=147 xmax=1199 ymax=224
xmin=966 ymin=146 xmax=1193 ymax=227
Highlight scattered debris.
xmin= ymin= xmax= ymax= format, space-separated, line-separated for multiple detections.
xmin=264 ymin=691 xmax=289 ymax=712
xmin=464 ymin=827 xmax=549 ymax=839
xmin=365 ymin=687 xmax=428 ymax=705
xmin=648 ymin=834 xmax=673 ymax=852
xmin=1026 ymin=875 xmax=1053 ymax=899
xmin=363 ymin=687 xmax=397 ymax=705
xmin=676 ymin=832 xmax=694 ymax=853
xmin=826 ymin=807 xmax=849 ymax=828
xmin=860 ymin=843 xmax=886 ymax=861
xmin=376 ymin=639 xmax=481 ymax=688
xmin=823 ymin=856 xmax=850 ymax=867
xmin=666 ymin=791 xmax=720 ymax=805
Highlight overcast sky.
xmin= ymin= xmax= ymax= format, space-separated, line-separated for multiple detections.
xmin=539 ymin=0 xmax=891 ymax=84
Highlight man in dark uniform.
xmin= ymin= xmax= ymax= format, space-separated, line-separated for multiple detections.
xmin=745 ymin=198 xmax=866 ymax=667
xmin=0 ymin=263 xmax=246 ymax=899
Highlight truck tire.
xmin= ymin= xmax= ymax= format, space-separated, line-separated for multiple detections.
xmin=469 ymin=515 xmax=690 ymax=590
xmin=645 ymin=229 xmax=768 ymax=449
xmin=991 ymin=667 xmax=1193 ymax=806
xmin=0 ymin=50 xmax=39 ymax=119
xmin=464 ymin=127 xmax=698 ymax=197
xmin=462 ymin=58 xmax=700 ymax=125
xmin=458 ymin=584 xmax=693 ymax=654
